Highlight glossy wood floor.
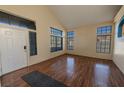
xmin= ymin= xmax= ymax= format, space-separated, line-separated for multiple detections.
xmin=0 ymin=54 xmax=124 ymax=87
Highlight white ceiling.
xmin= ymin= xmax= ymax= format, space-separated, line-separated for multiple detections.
xmin=48 ymin=5 xmax=122 ymax=29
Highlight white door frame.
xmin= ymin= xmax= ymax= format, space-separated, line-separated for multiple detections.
xmin=0 ymin=23 xmax=36 ymax=75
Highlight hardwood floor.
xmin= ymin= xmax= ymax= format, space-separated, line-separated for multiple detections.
xmin=0 ymin=54 xmax=124 ymax=87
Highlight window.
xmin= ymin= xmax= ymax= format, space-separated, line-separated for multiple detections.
xmin=29 ymin=31 xmax=37 ymax=56
xmin=96 ymin=25 xmax=112 ymax=53
xmin=50 ymin=27 xmax=63 ymax=52
xmin=118 ymin=16 xmax=124 ymax=38
xmin=67 ymin=31 xmax=74 ymax=50
xmin=0 ymin=11 xmax=36 ymax=30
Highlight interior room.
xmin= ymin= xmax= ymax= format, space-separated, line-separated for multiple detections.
xmin=0 ymin=5 xmax=124 ymax=87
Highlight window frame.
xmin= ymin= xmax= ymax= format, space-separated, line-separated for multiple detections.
xmin=67 ymin=31 xmax=74 ymax=50
xmin=96 ymin=25 xmax=112 ymax=54
xmin=50 ymin=27 xmax=63 ymax=52
xmin=29 ymin=31 xmax=37 ymax=56
xmin=118 ymin=16 xmax=124 ymax=38
xmin=0 ymin=11 xmax=36 ymax=30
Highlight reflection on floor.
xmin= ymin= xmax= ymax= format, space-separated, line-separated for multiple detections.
xmin=0 ymin=54 xmax=124 ymax=87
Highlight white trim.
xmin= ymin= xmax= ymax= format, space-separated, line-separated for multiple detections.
xmin=0 ymin=29 xmax=2 ymax=77
xmin=0 ymin=23 xmax=36 ymax=32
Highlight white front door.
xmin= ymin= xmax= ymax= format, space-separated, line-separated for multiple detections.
xmin=0 ymin=28 xmax=28 ymax=75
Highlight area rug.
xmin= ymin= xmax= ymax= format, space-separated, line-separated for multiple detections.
xmin=22 ymin=71 xmax=67 ymax=87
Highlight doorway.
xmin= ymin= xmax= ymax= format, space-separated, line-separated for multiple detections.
xmin=0 ymin=27 xmax=28 ymax=75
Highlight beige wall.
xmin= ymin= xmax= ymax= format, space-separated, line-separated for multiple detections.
xmin=67 ymin=21 xmax=114 ymax=60
xmin=113 ymin=6 xmax=124 ymax=74
xmin=0 ymin=5 xmax=66 ymax=65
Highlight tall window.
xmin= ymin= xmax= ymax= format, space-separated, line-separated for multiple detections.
xmin=29 ymin=31 xmax=37 ymax=56
xmin=67 ymin=31 xmax=74 ymax=50
xmin=96 ymin=25 xmax=112 ymax=53
xmin=50 ymin=27 xmax=63 ymax=52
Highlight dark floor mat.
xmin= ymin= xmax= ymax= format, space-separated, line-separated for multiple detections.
xmin=22 ymin=71 xmax=67 ymax=87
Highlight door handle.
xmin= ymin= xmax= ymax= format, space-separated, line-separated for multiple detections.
xmin=24 ymin=46 xmax=27 ymax=49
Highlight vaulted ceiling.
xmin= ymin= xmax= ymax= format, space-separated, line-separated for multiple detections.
xmin=48 ymin=5 xmax=122 ymax=29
